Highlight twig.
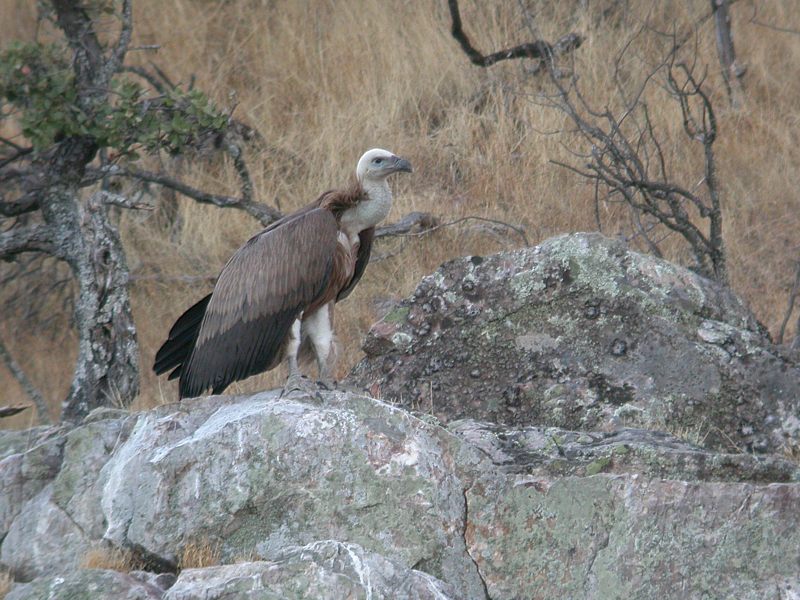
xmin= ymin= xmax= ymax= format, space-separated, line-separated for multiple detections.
xmin=375 ymin=211 xmax=438 ymax=238
xmin=711 ymin=0 xmax=744 ymax=107
xmin=130 ymin=273 xmax=217 ymax=284
xmin=224 ymin=140 xmax=254 ymax=203
xmin=0 ymin=193 xmax=40 ymax=217
xmin=0 ymin=336 xmax=50 ymax=423
xmin=0 ymin=146 xmax=33 ymax=169
xmin=95 ymin=190 xmax=155 ymax=210
xmin=381 ymin=214 xmax=529 ymax=247
xmin=0 ymin=405 xmax=30 ymax=419
xmin=121 ymin=65 xmax=170 ymax=94
xmin=748 ymin=4 xmax=800 ymax=36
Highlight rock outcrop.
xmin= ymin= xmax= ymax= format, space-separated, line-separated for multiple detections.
xmin=2 ymin=390 xmax=799 ymax=599
xmin=349 ymin=233 xmax=800 ymax=454
xmin=2 ymin=234 xmax=800 ymax=599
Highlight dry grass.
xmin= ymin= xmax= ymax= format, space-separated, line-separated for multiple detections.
xmin=80 ymin=546 xmax=145 ymax=572
xmin=178 ymin=538 xmax=221 ymax=570
xmin=1 ymin=0 xmax=799 ymax=423
xmin=0 ymin=570 xmax=11 ymax=600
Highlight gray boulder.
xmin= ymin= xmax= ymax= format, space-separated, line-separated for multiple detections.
xmin=164 ymin=541 xmax=460 ymax=599
xmin=6 ymin=568 xmax=166 ymax=600
xmin=98 ymin=391 xmax=486 ymax=597
xmin=348 ymin=233 xmax=800 ymax=454
xmin=1 ymin=483 xmax=92 ymax=581
xmin=0 ymin=428 xmax=65 ymax=541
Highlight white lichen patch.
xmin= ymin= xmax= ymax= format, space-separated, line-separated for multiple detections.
xmin=391 ymin=332 xmax=413 ymax=352
xmin=515 ymin=333 xmax=559 ymax=352
xmin=293 ymin=411 xmax=340 ymax=439
xmin=697 ymin=320 xmax=734 ymax=345
xmin=509 ymin=270 xmax=546 ymax=299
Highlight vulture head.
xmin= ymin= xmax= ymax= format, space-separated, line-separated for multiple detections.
xmin=342 ymin=148 xmax=412 ymax=234
xmin=356 ymin=148 xmax=413 ymax=183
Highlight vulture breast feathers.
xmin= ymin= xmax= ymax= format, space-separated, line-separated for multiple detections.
xmin=153 ymin=186 xmax=373 ymax=398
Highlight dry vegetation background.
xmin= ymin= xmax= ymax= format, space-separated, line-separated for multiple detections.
xmin=1 ymin=0 xmax=799 ymax=426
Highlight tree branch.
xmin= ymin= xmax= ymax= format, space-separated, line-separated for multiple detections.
xmin=0 ymin=193 xmax=41 ymax=216
xmin=223 ymin=139 xmax=254 ymax=203
xmin=379 ymin=213 xmax=529 ymax=247
xmin=447 ymin=0 xmax=582 ymax=67
xmin=0 ymin=405 xmax=30 ymax=419
xmin=375 ymin=211 xmax=438 ymax=238
xmin=0 ymin=224 xmax=56 ymax=258
xmin=711 ymin=0 xmax=744 ymax=107
xmin=107 ymin=0 xmax=133 ymax=77
xmin=0 ymin=146 xmax=33 ymax=169
xmin=98 ymin=165 xmax=281 ymax=226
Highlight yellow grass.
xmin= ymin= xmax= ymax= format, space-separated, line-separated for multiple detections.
xmin=0 ymin=570 xmax=11 ymax=600
xmin=178 ymin=538 xmax=221 ymax=570
xmin=80 ymin=546 xmax=144 ymax=572
xmin=1 ymin=1 xmax=799 ymax=423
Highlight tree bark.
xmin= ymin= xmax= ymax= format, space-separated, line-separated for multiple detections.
xmin=39 ymin=137 xmax=140 ymax=422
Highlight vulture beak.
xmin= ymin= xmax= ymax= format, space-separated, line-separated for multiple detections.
xmin=393 ymin=156 xmax=413 ymax=173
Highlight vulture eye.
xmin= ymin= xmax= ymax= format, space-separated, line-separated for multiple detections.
xmin=373 ymin=157 xmax=383 ymax=164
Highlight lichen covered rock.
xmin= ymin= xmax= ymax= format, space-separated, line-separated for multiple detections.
xmin=349 ymin=233 xmax=800 ymax=453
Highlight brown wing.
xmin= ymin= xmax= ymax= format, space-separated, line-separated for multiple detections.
xmin=153 ymin=293 xmax=212 ymax=380
xmin=179 ymin=208 xmax=339 ymax=398
xmin=336 ymin=227 xmax=374 ymax=301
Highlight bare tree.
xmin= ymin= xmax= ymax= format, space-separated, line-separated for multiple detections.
xmin=0 ymin=0 xmax=277 ymax=422
xmin=544 ymin=51 xmax=727 ymax=283
xmin=446 ymin=0 xmax=729 ymax=284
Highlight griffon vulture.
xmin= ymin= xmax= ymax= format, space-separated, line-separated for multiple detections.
xmin=153 ymin=148 xmax=412 ymax=398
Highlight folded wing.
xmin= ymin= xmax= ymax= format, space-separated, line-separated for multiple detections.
xmin=170 ymin=208 xmax=339 ymax=398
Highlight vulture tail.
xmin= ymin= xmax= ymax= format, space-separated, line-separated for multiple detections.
xmin=153 ymin=293 xmax=212 ymax=378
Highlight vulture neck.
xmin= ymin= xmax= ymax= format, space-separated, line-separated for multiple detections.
xmin=339 ymin=178 xmax=392 ymax=240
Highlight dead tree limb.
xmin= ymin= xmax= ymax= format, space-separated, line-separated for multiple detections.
xmin=0 ymin=405 xmax=30 ymax=419
xmin=375 ymin=211 xmax=439 ymax=238
xmin=711 ymin=0 xmax=744 ymax=106
xmin=96 ymin=165 xmax=280 ymax=226
xmin=447 ymin=0 xmax=582 ymax=68
xmin=380 ymin=214 xmax=529 ymax=247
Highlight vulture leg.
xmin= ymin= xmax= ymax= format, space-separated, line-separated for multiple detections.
xmin=304 ymin=303 xmax=336 ymax=389
xmin=282 ymin=318 xmax=316 ymax=397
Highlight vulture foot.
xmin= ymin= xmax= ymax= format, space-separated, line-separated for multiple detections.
xmin=315 ymin=378 xmax=337 ymax=391
xmin=281 ymin=374 xmax=318 ymax=398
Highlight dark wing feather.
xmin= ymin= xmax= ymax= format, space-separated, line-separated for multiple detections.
xmin=178 ymin=208 xmax=339 ymax=398
xmin=153 ymin=293 xmax=212 ymax=378
xmin=336 ymin=227 xmax=374 ymax=301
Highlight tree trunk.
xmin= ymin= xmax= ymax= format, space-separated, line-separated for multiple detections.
xmin=40 ymin=137 xmax=139 ymax=422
